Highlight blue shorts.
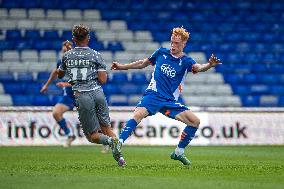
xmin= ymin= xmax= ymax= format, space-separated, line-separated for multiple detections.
xmin=137 ymin=92 xmax=189 ymax=118
xmin=57 ymin=95 xmax=75 ymax=110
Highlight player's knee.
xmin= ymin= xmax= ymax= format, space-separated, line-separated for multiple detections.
xmin=52 ymin=111 xmax=59 ymax=119
xmin=133 ymin=113 xmax=144 ymax=124
xmin=192 ymin=118 xmax=200 ymax=128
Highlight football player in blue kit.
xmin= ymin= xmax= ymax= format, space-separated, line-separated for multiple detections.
xmin=40 ymin=40 xmax=76 ymax=147
xmin=111 ymin=27 xmax=221 ymax=165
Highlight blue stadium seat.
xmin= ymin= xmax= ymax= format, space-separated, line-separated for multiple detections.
xmin=107 ymin=41 xmax=124 ymax=52
xmin=102 ymin=84 xmax=121 ymax=95
xmin=15 ymin=39 xmax=33 ymax=50
xmin=25 ymin=30 xmax=41 ymax=40
xmin=120 ymin=84 xmax=140 ymax=95
xmin=241 ymin=95 xmax=260 ymax=107
xmin=21 ymin=0 xmax=40 ymax=8
xmin=33 ymin=95 xmax=52 ymax=106
xmin=12 ymin=95 xmax=33 ymax=106
xmin=24 ymin=83 xmax=42 ymax=95
xmin=223 ymin=74 xmax=242 ymax=84
xmin=6 ymin=30 xmax=22 ymax=39
xmin=92 ymin=41 xmax=105 ymax=51
xmin=0 ymin=41 xmax=15 ymax=50
xmin=39 ymin=0 xmax=59 ymax=9
xmin=76 ymin=0 xmax=94 ymax=9
xmin=61 ymin=31 xmax=73 ymax=41
xmin=43 ymin=30 xmax=60 ymax=39
xmin=242 ymin=74 xmax=257 ymax=84
xmin=259 ymin=74 xmax=279 ymax=84
xmin=57 ymin=0 xmax=76 ymax=9
xmin=0 ymin=73 xmax=15 ymax=83
xmin=250 ymin=85 xmax=270 ymax=95
xmin=1 ymin=0 xmax=19 ymax=8
xmin=252 ymin=64 xmax=267 ymax=73
xmin=111 ymin=73 xmax=128 ymax=84
xmin=33 ymin=40 xmax=53 ymax=50
xmin=131 ymin=72 xmax=148 ymax=84
xmin=271 ymin=86 xmax=284 ymax=95
xmin=37 ymin=72 xmax=51 ymax=82
xmin=45 ymin=84 xmax=63 ymax=95
xmin=3 ymin=83 xmax=25 ymax=94
xmin=278 ymin=96 xmax=284 ymax=107
xmin=17 ymin=72 xmax=34 ymax=82
xmin=233 ymin=85 xmax=251 ymax=95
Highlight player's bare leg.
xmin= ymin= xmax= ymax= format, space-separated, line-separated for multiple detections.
xmin=53 ymin=104 xmax=76 ymax=147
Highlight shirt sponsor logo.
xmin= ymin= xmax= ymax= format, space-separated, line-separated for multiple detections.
xmin=161 ymin=64 xmax=176 ymax=78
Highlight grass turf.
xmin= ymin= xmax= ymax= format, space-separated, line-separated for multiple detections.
xmin=0 ymin=146 xmax=283 ymax=189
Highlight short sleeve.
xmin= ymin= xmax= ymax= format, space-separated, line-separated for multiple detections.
xmin=186 ymin=57 xmax=197 ymax=72
xmin=96 ymin=53 xmax=106 ymax=71
xmin=148 ymin=47 xmax=161 ymax=66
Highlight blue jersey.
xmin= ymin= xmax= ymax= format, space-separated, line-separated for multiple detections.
xmin=146 ymin=47 xmax=196 ymax=101
xmin=56 ymin=60 xmax=74 ymax=98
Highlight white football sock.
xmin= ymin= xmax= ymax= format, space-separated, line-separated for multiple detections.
xmin=175 ymin=147 xmax=184 ymax=156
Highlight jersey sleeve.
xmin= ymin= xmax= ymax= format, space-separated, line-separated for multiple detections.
xmin=186 ymin=57 xmax=197 ymax=72
xmin=96 ymin=52 xmax=107 ymax=71
xmin=148 ymin=47 xmax=161 ymax=66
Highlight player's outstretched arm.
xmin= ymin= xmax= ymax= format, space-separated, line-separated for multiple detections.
xmin=191 ymin=54 xmax=222 ymax=73
xmin=40 ymin=69 xmax=58 ymax=93
xmin=111 ymin=58 xmax=151 ymax=70
xmin=56 ymin=81 xmax=71 ymax=88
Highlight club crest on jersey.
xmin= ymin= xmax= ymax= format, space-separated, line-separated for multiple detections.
xmin=161 ymin=64 xmax=176 ymax=78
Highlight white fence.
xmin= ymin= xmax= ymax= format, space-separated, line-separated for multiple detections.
xmin=0 ymin=106 xmax=284 ymax=146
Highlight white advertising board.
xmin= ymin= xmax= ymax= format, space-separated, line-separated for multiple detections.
xmin=0 ymin=109 xmax=283 ymax=146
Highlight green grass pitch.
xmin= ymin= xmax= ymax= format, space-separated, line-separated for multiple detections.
xmin=0 ymin=146 xmax=283 ymax=189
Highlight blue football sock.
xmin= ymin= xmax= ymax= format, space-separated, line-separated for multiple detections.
xmin=119 ymin=119 xmax=138 ymax=142
xmin=57 ymin=118 xmax=70 ymax=136
xmin=178 ymin=125 xmax=198 ymax=148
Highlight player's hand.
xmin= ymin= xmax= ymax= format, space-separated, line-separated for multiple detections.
xmin=62 ymin=40 xmax=73 ymax=53
xmin=40 ymin=84 xmax=48 ymax=93
xmin=111 ymin=61 xmax=123 ymax=70
xmin=208 ymin=54 xmax=222 ymax=67
xmin=56 ymin=82 xmax=71 ymax=88
xmin=191 ymin=64 xmax=199 ymax=74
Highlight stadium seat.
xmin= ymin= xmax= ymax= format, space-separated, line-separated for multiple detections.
xmin=3 ymin=83 xmax=25 ymax=94
xmin=6 ymin=29 xmax=22 ymax=39
xmin=24 ymin=83 xmax=42 ymax=95
xmin=109 ymin=95 xmax=128 ymax=106
xmin=25 ymin=30 xmax=41 ymax=39
xmin=130 ymin=72 xmax=148 ymax=84
xmin=0 ymin=72 xmax=15 ymax=82
xmin=17 ymin=72 xmax=34 ymax=82
xmin=0 ymin=0 xmax=284 ymax=107
xmin=241 ymin=95 xmax=260 ymax=107
xmin=33 ymin=95 xmax=52 ymax=106
xmin=120 ymin=84 xmax=141 ymax=95
xmin=0 ymin=94 xmax=13 ymax=106
xmin=110 ymin=72 xmax=128 ymax=84
xmin=37 ymin=72 xmax=51 ymax=82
